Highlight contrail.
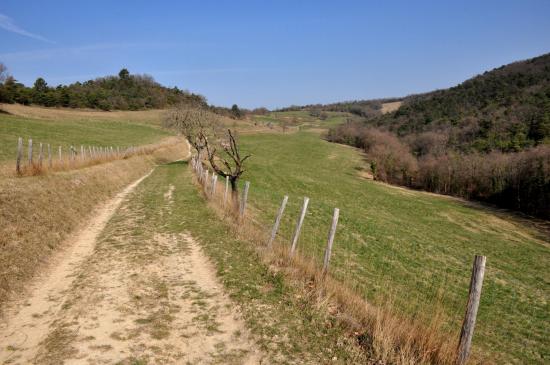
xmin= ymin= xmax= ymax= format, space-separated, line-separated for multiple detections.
xmin=0 ymin=13 xmax=55 ymax=43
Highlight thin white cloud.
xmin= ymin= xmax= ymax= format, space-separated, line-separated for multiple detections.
xmin=0 ymin=13 xmax=55 ymax=43
xmin=0 ymin=42 xmax=189 ymax=62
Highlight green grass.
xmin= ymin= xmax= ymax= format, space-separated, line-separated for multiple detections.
xmin=236 ymin=132 xmax=550 ymax=364
xmin=252 ymin=111 xmax=349 ymax=129
xmin=0 ymin=113 xmax=171 ymax=162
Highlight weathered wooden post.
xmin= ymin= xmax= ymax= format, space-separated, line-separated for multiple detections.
xmin=203 ymin=170 xmax=208 ymax=188
xmin=211 ymin=174 xmax=218 ymax=197
xmin=38 ymin=143 xmax=43 ymax=166
xmin=322 ymin=208 xmax=340 ymax=275
xmin=28 ymin=139 xmax=33 ymax=165
xmin=456 ymin=255 xmax=487 ymax=365
xmin=81 ymin=145 xmax=85 ymax=161
xmin=58 ymin=146 xmax=62 ymax=164
xmin=48 ymin=144 xmax=52 ymax=168
xmin=267 ymin=195 xmax=289 ymax=248
xmin=223 ymin=176 xmax=229 ymax=208
xmin=290 ymin=197 xmax=309 ymax=257
xmin=239 ymin=181 xmax=250 ymax=219
xmin=16 ymin=137 xmax=23 ymax=174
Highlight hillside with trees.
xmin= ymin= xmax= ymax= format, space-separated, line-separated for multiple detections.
xmin=327 ymin=53 xmax=550 ymax=218
xmin=276 ymin=98 xmax=403 ymax=119
xmin=0 ymin=66 xmax=207 ymax=111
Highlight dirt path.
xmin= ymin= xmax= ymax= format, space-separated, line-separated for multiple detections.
xmin=0 ymin=170 xmax=153 ymax=364
xmin=1 ymin=145 xmax=262 ymax=363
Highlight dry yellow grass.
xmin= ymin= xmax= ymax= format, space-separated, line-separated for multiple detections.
xmin=0 ymin=138 xmax=186 ymax=308
xmin=0 ymin=103 xmax=167 ymax=126
xmin=4 ymin=136 xmax=182 ymax=178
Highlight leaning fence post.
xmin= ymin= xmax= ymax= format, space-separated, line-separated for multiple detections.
xmin=28 ymin=139 xmax=33 ymax=165
xmin=290 ymin=197 xmax=310 ymax=257
xmin=38 ymin=143 xmax=43 ymax=166
xmin=239 ymin=181 xmax=250 ymax=219
xmin=456 ymin=255 xmax=487 ymax=365
xmin=46 ymin=144 xmax=51 ymax=168
xmin=16 ymin=137 xmax=23 ymax=174
xmin=322 ymin=208 xmax=340 ymax=275
xmin=268 ymin=195 xmax=289 ymax=248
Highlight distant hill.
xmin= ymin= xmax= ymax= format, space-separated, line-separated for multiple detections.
xmin=0 ymin=68 xmax=207 ymax=111
xmin=276 ymin=97 xmax=404 ymax=118
xmin=327 ymin=53 xmax=550 ymax=218
xmin=369 ymin=53 xmax=550 ymax=152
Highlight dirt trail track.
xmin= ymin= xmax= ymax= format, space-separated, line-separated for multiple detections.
xmin=0 ymin=147 xmax=261 ymax=364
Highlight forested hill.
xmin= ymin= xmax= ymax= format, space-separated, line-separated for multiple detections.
xmin=0 ymin=68 xmax=207 ymax=111
xmin=370 ymin=53 xmax=550 ymax=152
xmin=327 ymin=53 xmax=550 ymax=218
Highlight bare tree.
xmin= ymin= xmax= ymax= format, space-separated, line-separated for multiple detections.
xmin=203 ymin=129 xmax=251 ymax=205
xmin=164 ymin=106 xmax=219 ymax=158
xmin=164 ymin=105 xmax=251 ymax=207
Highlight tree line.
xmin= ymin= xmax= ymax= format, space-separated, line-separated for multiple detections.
xmin=0 ymin=65 xmax=208 ymax=111
xmin=0 ymin=64 xmax=254 ymax=118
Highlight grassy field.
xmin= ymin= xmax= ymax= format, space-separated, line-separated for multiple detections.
xmin=235 ymin=131 xmax=549 ymax=363
xmin=0 ymin=104 xmax=171 ymax=163
xmin=251 ymin=110 xmax=350 ymax=130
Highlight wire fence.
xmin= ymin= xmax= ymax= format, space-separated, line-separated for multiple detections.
xmin=189 ymin=153 xmax=487 ymax=365
xmin=14 ymin=136 xmax=153 ymax=176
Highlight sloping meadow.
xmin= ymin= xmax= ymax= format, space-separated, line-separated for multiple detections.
xmin=236 ymin=131 xmax=549 ymax=364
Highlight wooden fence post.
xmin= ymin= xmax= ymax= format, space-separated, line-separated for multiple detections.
xmin=456 ymin=255 xmax=487 ymax=365
xmin=48 ymin=144 xmax=52 ymax=168
xmin=239 ymin=181 xmax=250 ymax=219
xmin=28 ymin=139 xmax=33 ymax=165
xmin=38 ymin=143 xmax=43 ymax=166
xmin=267 ymin=195 xmax=288 ymax=248
xmin=209 ymin=173 xmax=215 ymax=196
xmin=81 ymin=145 xmax=84 ymax=161
xmin=223 ymin=176 xmax=229 ymax=208
xmin=16 ymin=137 xmax=23 ymax=174
xmin=211 ymin=174 xmax=218 ymax=197
xmin=322 ymin=208 xmax=340 ymax=275
xmin=59 ymin=146 xmax=62 ymax=164
xmin=290 ymin=197 xmax=309 ymax=257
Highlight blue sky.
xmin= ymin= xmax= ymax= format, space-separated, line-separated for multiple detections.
xmin=1 ymin=1 xmax=549 ymax=109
